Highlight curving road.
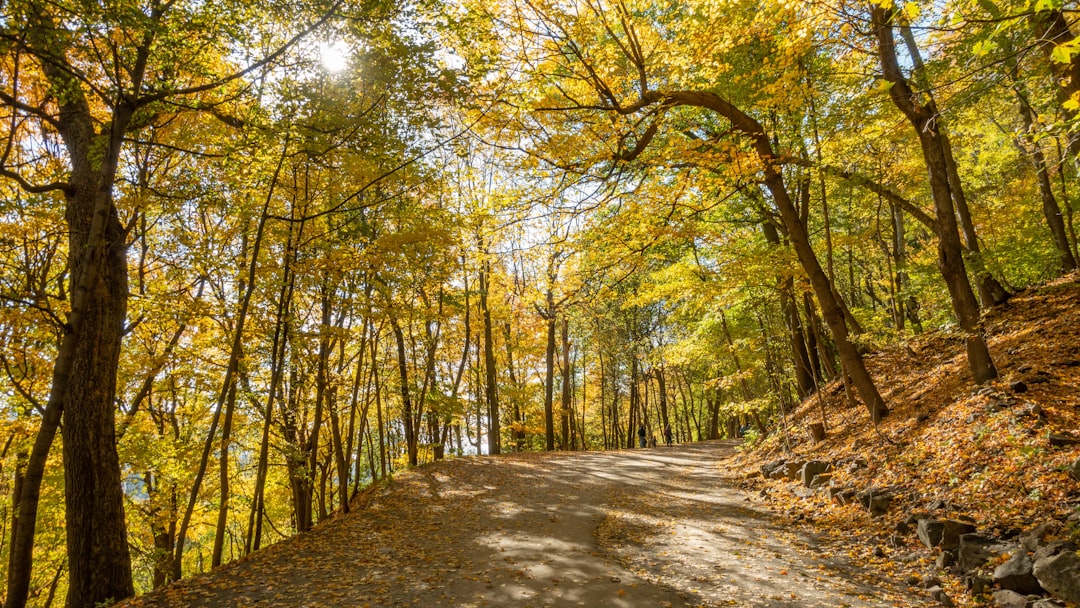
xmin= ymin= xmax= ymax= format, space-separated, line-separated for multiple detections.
xmin=124 ymin=441 xmax=923 ymax=607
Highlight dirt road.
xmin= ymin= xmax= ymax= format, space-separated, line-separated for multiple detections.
xmin=126 ymin=441 xmax=924 ymax=607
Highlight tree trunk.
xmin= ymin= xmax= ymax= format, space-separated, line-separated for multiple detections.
xmin=542 ymin=294 xmax=557 ymax=451
xmin=390 ymin=317 xmax=418 ymax=466
xmin=479 ymin=258 xmax=500 ymax=455
xmin=1007 ymin=65 xmax=1079 ymax=273
xmin=560 ymin=317 xmax=571 ymax=450
xmin=873 ymin=4 xmax=998 ymax=384
xmin=897 ymin=22 xmax=1011 ymax=306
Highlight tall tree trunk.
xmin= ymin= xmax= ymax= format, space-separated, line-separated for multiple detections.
xmin=873 ymin=4 xmax=998 ymax=383
xmin=390 ymin=316 xmax=418 ymax=466
xmin=174 ymin=143 xmax=287 ymax=579
xmin=897 ymin=22 xmax=1011 ymax=306
xmin=542 ymin=293 xmax=557 ymax=451
xmin=1005 ymin=60 xmax=1079 ymax=272
xmin=560 ymin=317 xmax=571 ymax=450
xmin=246 ymin=250 xmax=294 ymax=555
xmin=479 ymin=257 xmax=500 ymax=455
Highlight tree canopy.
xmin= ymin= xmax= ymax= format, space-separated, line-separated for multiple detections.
xmin=1 ymin=0 xmax=1078 ymax=604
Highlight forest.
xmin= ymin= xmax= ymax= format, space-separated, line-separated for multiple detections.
xmin=0 ymin=0 xmax=1078 ymax=605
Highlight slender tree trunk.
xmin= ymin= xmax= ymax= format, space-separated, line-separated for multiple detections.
xmin=479 ymin=258 xmax=500 ymax=455
xmin=390 ymin=316 xmax=417 ymax=467
xmin=560 ymin=317 xmax=571 ymax=450
xmin=873 ymin=5 xmax=998 ymax=383
xmin=543 ymin=292 xmax=557 ymax=451
xmin=897 ymin=23 xmax=1010 ymax=306
xmin=1008 ymin=68 xmax=1079 ymax=272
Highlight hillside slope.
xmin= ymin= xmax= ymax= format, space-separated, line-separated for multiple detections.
xmin=726 ymin=272 xmax=1080 ymax=607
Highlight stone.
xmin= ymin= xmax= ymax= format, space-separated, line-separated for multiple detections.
xmin=1049 ymin=433 xmax=1080 ymax=447
xmin=809 ymin=473 xmax=832 ymax=488
xmin=936 ymin=550 xmax=956 ymax=569
xmin=1010 ymin=380 xmax=1029 ymax=393
xmin=858 ymin=488 xmax=892 ymax=516
xmin=1029 ymin=601 xmax=1065 ymax=608
xmin=782 ymin=461 xmax=805 ymax=480
xmin=828 ymin=486 xmax=856 ymax=506
xmin=1070 ymin=458 xmax=1080 ymax=482
xmin=1020 ymin=523 xmax=1055 ymax=553
xmin=799 ymin=461 xmax=831 ymax=487
xmin=922 ymin=575 xmax=943 ymax=588
xmin=918 ymin=520 xmax=946 ymax=548
xmin=928 ymin=585 xmax=955 ymax=607
xmin=963 ymin=574 xmax=991 ymax=595
xmin=895 ymin=520 xmax=912 ymax=535
xmin=906 ymin=512 xmax=932 ymax=525
xmin=958 ymin=534 xmax=1014 ymax=572
xmin=991 ymin=589 xmax=1029 ymax=608
xmin=918 ymin=519 xmax=976 ymax=551
xmin=760 ymin=459 xmax=786 ymax=478
xmin=1033 ymin=550 xmax=1080 ymax=605
xmin=1029 ymin=372 xmax=1051 ymax=384
xmin=1033 ymin=540 xmax=1077 ymax=563
xmin=993 ymin=551 xmax=1043 ymax=594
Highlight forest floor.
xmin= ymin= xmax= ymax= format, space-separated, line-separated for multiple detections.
xmin=726 ymin=271 xmax=1080 ymax=607
xmin=123 ymin=442 xmax=925 ymax=607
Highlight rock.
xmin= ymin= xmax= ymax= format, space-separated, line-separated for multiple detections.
xmin=918 ymin=520 xmax=946 ymax=548
xmin=993 ymin=551 xmax=1043 ymax=594
xmin=936 ymin=550 xmax=956 ymax=569
xmin=1049 ymin=433 xmax=1080 ymax=447
xmin=828 ymin=486 xmax=857 ymax=506
xmin=1011 ymin=380 xmax=1029 ymax=393
xmin=1070 ymin=458 xmax=1080 ymax=482
xmin=963 ymin=574 xmax=991 ymax=595
xmin=857 ymin=488 xmax=892 ymax=516
xmin=782 ymin=461 xmax=805 ymax=480
xmin=799 ymin=461 xmax=831 ymax=487
xmin=809 ymin=473 xmax=832 ymax=488
xmin=1033 ymin=540 xmax=1077 ymax=563
xmin=922 ymin=575 xmax=943 ymax=588
xmin=1029 ymin=601 xmax=1065 ymax=608
xmin=1033 ymin=550 xmax=1080 ymax=605
xmin=760 ymin=459 xmax=786 ymax=478
xmin=918 ymin=519 xmax=976 ymax=551
xmin=992 ymin=589 xmax=1029 ymax=608
xmin=1020 ymin=523 xmax=1055 ymax=552
xmin=958 ymin=534 xmax=1014 ymax=572
xmin=927 ymin=585 xmax=955 ymax=607
xmin=793 ymin=486 xmax=815 ymax=498
xmin=895 ymin=520 xmax=912 ymax=535
xmin=1029 ymin=372 xmax=1051 ymax=384
xmin=1018 ymin=364 xmax=1033 ymax=374
xmin=873 ymin=546 xmax=885 ymax=558
xmin=906 ymin=512 xmax=932 ymax=525
xmin=927 ymin=498 xmax=949 ymax=511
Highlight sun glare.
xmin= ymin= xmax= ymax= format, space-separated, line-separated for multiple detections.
xmin=319 ymin=41 xmax=350 ymax=73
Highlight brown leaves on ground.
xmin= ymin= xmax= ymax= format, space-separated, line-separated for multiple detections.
xmin=726 ymin=272 xmax=1080 ymax=608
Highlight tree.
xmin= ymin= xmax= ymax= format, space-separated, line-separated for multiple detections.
xmin=870 ymin=3 xmax=998 ymax=384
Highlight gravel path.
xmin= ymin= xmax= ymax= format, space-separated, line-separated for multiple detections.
xmin=125 ymin=441 xmax=925 ymax=607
